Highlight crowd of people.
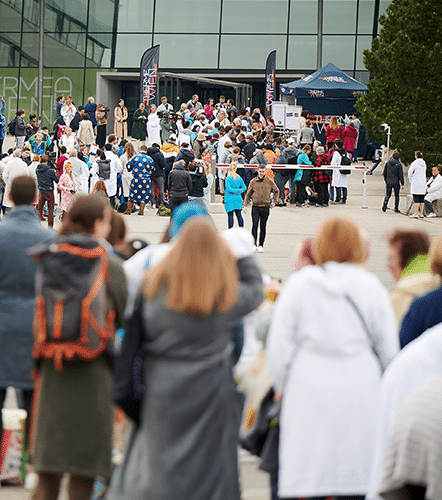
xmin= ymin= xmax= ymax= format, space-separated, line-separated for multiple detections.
xmin=2 ymin=93 xmax=442 ymax=500
xmin=1 ymin=171 xmax=442 ymax=500
xmin=0 ymin=93 xmax=370 ymax=244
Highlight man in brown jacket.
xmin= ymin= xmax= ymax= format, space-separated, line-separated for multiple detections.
xmin=243 ymin=164 xmax=279 ymax=252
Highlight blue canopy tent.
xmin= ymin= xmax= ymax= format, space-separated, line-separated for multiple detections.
xmin=280 ymin=63 xmax=368 ymax=153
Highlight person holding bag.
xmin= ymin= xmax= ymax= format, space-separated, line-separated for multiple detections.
xmin=266 ymin=216 xmax=399 ymax=500
xmin=108 ymin=218 xmax=263 ymax=500
xmin=30 ymin=194 xmax=127 ymax=500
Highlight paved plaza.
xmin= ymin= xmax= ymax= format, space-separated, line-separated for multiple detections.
xmin=106 ymin=165 xmax=440 ymax=291
xmin=2 ymin=156 xmax=442 ymax=499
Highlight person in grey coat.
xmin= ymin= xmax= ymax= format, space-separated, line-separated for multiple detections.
xmin=0 ymin=175 xmax=52 ymax=446
xmin=15 ymin=109 xmax=28 ymax=148
xmin=109 ymin=218 xmax=263 ymax=500
xmin=382 ymin=151 xmax=404 ymax=213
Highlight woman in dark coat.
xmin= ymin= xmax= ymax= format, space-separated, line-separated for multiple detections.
xmin=131 ymin=103 xmax=148 ymax=143
xmin=109 ymin=218 xmax=263 ymax=500
xmin=30 ymin=194 xmax=127 ymax=500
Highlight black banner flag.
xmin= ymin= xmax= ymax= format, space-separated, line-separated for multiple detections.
xmin=140 ymin=45 xmax=160 ymax=107
xmin=265 ymin=50 xmax=276 ymax=119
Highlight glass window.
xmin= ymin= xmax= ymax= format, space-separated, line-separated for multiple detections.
xmin=377 ymin=0 xmax=390 ymax=32
xmin=116 ymin=0 xmax=154 ymax=33
xmin=115 ymin=34 xmax=155 ymax=68
xmin=86 ymin=37 xmax=112 ymax=67
xmin=323 ymin=0 xmax=357 ymax=34
xmin=88 ymin=0 xmax=116 ymax=33
xmin=22 ymin=0 xmax=39 ymax=30
xmin=221 ymin=0 xmax=289 ymax=34
xmin=153 ymin=35 xmax=219 ymax=69
xmin=220 ymin=35 xmax=286 ymax=69
xmin=0 ymin=0 xmax=22 ymax=32
xmin=321 ymin=35 xmax=356 ymax=71
xmin=289 ymin=0 xmax=318 ymax=34
xmin=358 ymin=0 xmax=375 ymax=34
xmin=26 ymin=32 xmax=87 ymax=67
xmin=355 ymin=35 xmax=371 ymax=70
xmin=155 ymin=0 xmax=221 ymax=34
xmin=287 ymin=35 xmax=317 ymax=70
xmin=44 ymin=0 xmax=88 ymax=30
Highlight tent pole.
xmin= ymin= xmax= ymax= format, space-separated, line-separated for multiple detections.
xmin=317 ymin=0 xmax=323 ymax=69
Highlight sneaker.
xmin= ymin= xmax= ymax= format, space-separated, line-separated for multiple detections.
xmin=409 ymin=214 xmax=419 ymax=218
xmin=257 ymin=246 xmax=264 ymax=253
xmin=427 ymin=212 xmax=437 ymax=218
xmin=253 ymin=245 xmax=257 ymax=252
xmin=382 ymin=201 xmax=387 ymax=212
xmin=340 ymin=200 xmax=346 ymax=204
xmin=394 ymin=209 xmax=401 ymax=213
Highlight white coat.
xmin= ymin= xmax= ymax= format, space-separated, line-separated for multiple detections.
xmin=70 ymin=157 xmax=89 ymax=195
xmin=120 ymin=153 xmax=133 ymax=197
xmin=425 ymin=173 xmax=442 ymax=202
xmin=59 ymin=133 xmax=78 ymax=154
xmin=267 ymin=262 xmax=399 ymax=499
xmin=3 ymin=157 xmax=30 ymax=208
xmin=146 ymin=113 xmax=161 ymax=145
xmin=90 ymin=151 xmax=122 ymax=197
xmin=330 ymin=150 xmax=348 ymax=188
xmin=408 ymin=158 xmax=427 ymax=195
xmin=367 ymin=323 xmax=442 ymax=500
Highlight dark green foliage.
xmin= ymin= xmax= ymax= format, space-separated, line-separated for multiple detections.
xmin=356 ymin=0 xmax=442 ymax=165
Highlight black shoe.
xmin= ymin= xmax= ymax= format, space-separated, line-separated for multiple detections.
xmin=395 ymin=208 xmax=401 ymax=213
xmin=382 ymin=201 xmax=387 ymax=212
xmin=340 ymin=200 xmax=346 ymax=204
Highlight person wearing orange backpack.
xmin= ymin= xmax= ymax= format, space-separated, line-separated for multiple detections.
xmin=29 ymin=194 xmax=127 ymax=500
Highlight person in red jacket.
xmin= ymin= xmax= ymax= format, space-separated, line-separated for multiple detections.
xmin=325 ymin=116 xmax=343 ymax=151
xmin=343 ymin=122 xmax=358 ymax=159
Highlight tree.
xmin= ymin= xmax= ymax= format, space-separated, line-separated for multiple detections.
xmin=355 ymin=0 xmax=442 ymax=165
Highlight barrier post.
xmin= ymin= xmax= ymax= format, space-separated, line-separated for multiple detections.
xmin=210 ymin=153 xmax=217 ymax=205
xmin=362 ymin=162 xmax=368 ymax=209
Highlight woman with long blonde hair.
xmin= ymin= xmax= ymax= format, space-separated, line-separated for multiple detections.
xmin=109 ymin=217 xmax=263 ymax=500
xmin=325 ymin=115 xmax=343 ymax=150
xmin=224 ymin=163 xmax=246 ymax=228
xmin=58 ymin=161 xmax=77 ymax=219
xmin=120 ymin=141 xmax=135 ymax=202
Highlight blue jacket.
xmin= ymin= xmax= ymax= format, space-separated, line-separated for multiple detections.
xmin=399 ymin=285 xmax=442 ymax=348
xmin=0 ymin=99 xmax=6 ymax=141
xmin=29 ymin=133 xmax=52 ymax=155
xmin=224 ymin=174 xmax=246 ymax=213
xmin=0 ymin=207 xmax=53 ymax=388
xmin=84 ymin=102 xmax=97 ymax=127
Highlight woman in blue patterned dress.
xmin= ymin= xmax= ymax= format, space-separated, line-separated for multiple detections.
xmin=125 ymin=145 xmax=154 ymax=215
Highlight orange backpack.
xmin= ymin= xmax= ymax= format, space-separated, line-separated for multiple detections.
xmin=32 ymin=237 xmax=116 ymax=371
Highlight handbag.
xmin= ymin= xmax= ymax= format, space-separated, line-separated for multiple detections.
xmin=240 ymin=387 xmax=279 ymax=474
xmin=111 ymin=292 xmax=147 ymax=425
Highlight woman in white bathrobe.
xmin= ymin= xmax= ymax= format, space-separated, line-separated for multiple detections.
xmin=408 ymin=151 xmax=427 ymax=218
xmin=267 ymin=216 xmax=399 ymax=500
xmin=146 ymin=104 xmax=161 ymax=146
